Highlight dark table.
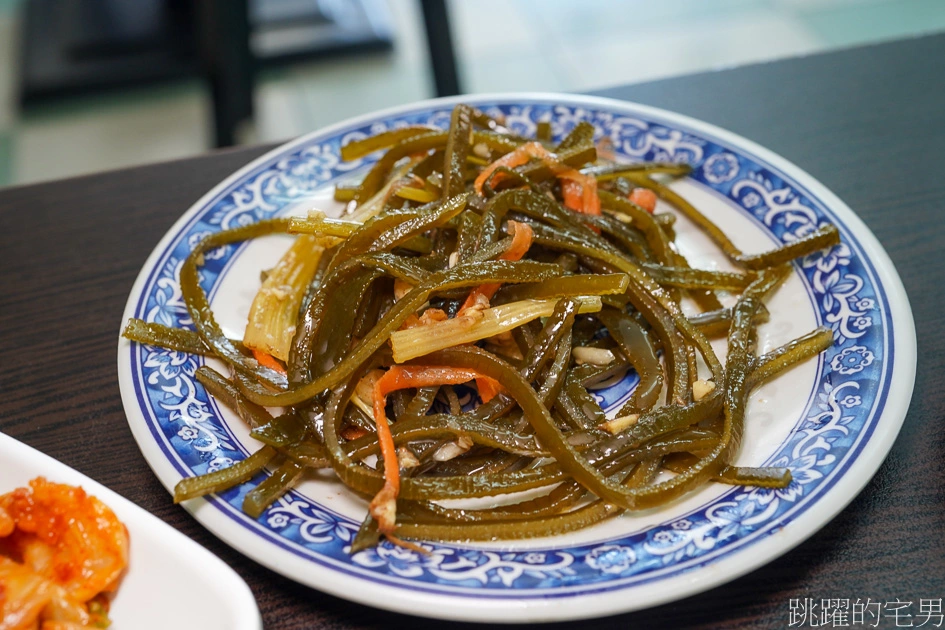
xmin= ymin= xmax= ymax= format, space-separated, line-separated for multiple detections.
xmin=2 ymin=34 xmax=943 ymax=629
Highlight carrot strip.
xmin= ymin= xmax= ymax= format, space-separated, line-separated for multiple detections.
xmin=459 ymin=220 xmax=533 ymax=313
xmin=629 ymin=187 xmax=658 ymax=213
xmin=451 ymin=220 xmax=531 ymax=400
xmin=476 ymin=378 xmax=503 ymax=403
xmin=559 ymin=170 xmax=601 ymax=216
xmin=498 ymin=220 xmax=534 ymax=261
xmin=474 ymin=141 xmax=601 ymax=216
xmin=370 ymin=365 xmax=497 ymax=533
xmin=561 ymin=178 xmax=584 ymax=213
xmin=252 ymin=349 xmax=286 ymax=375
xmin=582 ymin=174 xmax=601 ymax=215
xmin=474 ymin=142 xmax=546 ymax=194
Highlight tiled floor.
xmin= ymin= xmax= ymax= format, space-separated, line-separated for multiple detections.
xmin=1 ymin=0 xmax=944 ymax=186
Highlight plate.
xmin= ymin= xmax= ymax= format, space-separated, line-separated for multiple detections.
xmin=117 ymin=94 xmax=915 ymax=622
xmin=0 ymin=431 xmax=262 ymax=630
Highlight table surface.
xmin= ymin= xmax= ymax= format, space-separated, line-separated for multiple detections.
xmin=2 ymin=33 xmax=943 ymax=629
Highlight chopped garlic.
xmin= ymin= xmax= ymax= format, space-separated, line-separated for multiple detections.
xmin=572 ymin=346 xmax=615 ymax=366
xmin=448 ymin=251 xmax=460 ymax=268
xmin=418 ymin=308 xmax=448 ymax=326
xmin=456 ymin=291 xmax=490 ymax=320
xmin=600 ymin=413 xmax=639 ymax=435
xmin=397 ymin=447 xmax=420 ymax=469
xmin=433 ymin=436 xmax=474 ymax=462
xmin=692 ymin=379 xmax=716 ymax=401
xmin=614 ymin=213 xmax=633 ymax=224
xmin=472 ymin=142 xmax=491 ymax=158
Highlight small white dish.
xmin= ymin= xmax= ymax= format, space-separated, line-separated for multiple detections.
xmin=0 ymin=431 xmax=262 ymax=630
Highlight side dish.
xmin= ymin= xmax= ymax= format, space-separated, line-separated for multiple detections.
xmin=1 ymin=478 xmax=128 ymax=629
xmin=123 ymin=104 xmax=837 ymax=551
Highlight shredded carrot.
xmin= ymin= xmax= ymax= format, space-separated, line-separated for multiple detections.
xmin=474 ymin=141 xmax=600 ymax=218
xmin=476 ymin=378 xmax=503 ymax=403
xmin=561 ymin=178 xmax=583 ymax=212
xmin=451 ymin=220 xmax=531 ymax=401
xmin=581 ymin=173 xmax=602 ymax=215
xmin=473 ymin=141 xmax=546 ymax=193
xmin=459 ymin=220 xmax=533 ymax=314
xmin=629 ymin=187 xmax=658 ymax=213
xmin=370 ymin=366 xmax=499 ymax=533
xmin=498 ymin=219 xmax=534 ymax=261
xmin=252 ymin=349 xmax=286 ymax=375
xmin=559 ymin=170 xmax=601 ymax=216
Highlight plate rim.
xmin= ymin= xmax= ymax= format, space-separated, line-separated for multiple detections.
xmin=117 ymin=92 xmax=917 ymax=623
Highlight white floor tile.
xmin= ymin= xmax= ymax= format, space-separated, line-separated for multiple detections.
xmin=516 ymin=0 xmax=769 ymax=50
xmin=386 ymin=0 xmax=433 ymax=66
xmin=448 ymin=0 xmax=544 ymax=59
xmin=284 ymin=55 xmax=431 ymax=134
xmin=15 ymin=86 xmax=209 ymax=185
xmin=461 ymin=52 xmax=567 ymax=95
xmin=555 ymin=9 xmax=822 ymax=92
xmin=254 ymin=74 xmax=316 ymax=143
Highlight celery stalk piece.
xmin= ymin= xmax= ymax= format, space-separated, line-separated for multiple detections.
xmin=395 ymin=186 xmax=439 ymax=203
xmin=243 ymin=234 xmax=325 ymax=361
xmin=288 ymin=211 xmax=361 ymax=238
xmin=390 ymin=296 xmax=601 ymax=363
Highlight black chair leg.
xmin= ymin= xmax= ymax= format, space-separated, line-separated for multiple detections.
xmin=197 ymin=0 xmax=255 ymax=147
xmin=419 ymin=0 xmax=462 ymax=97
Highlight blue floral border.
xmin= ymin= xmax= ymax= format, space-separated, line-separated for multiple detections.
xmin=128 ymin=99 xmax=890 ymax=597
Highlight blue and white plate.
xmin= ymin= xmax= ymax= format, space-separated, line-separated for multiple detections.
xmin=118 ymin=94 xmax=915 ymax=622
